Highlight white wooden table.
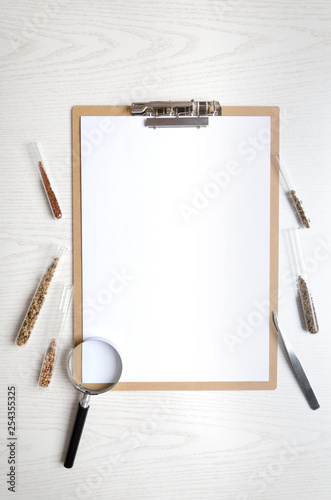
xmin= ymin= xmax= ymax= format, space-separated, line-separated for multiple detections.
xmin=1 ymin=1 xmax=331 ymax=499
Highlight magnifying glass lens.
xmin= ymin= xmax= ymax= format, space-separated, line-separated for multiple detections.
xmin=68 ymin=339 xmax=122 ymax=393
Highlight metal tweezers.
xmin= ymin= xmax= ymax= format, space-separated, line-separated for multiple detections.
xmin=273 ymin=312 xmax=320 ymax=410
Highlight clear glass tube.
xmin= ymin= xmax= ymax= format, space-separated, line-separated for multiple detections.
xmin=287 ymin=229 xmax=318 ymax=333
xmin=38 ymin=284 xmax=73 ymax=388
xmin=30 ymin=142 xmax=63 ymax=219
xmin=16 ymin=245 xmax=67 ymax=346
xmin=275 ymin=153 xmax=310 ymax=228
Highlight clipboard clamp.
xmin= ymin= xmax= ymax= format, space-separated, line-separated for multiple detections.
xmin=131 ymin=100 xmax=221 ymax=128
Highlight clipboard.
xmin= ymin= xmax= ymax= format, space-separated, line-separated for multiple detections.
xmin=73 ymin=101 xmax=279 ymax=391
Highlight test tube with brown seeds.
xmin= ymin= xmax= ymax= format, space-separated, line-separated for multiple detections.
xmin=297 ymin=275 xmax=319 ymax=334
xmin=32 ymin=142 xmax=63 ymax=219
xmin=16 ymin=258 xmax=59 ymax=346
xmin=39 ymin=161 xmax=62 ymax=219
xmin=275 ymin=153 xmax=310 ymax=228
xmin=287 ymin=229 xmax=319 ymax=333
xmin=37 ymin=284 xmax=73 ymax=389
xmin=39 ymin=339 xmax=57 ymax=387
xmin=16 ymin=246 xmax=67 ymax=346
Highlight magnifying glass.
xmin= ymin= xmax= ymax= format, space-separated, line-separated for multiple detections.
xmin=64 ymin=338 xmax=123 ymax=469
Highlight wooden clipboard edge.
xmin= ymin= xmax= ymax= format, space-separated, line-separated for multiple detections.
xmin=72 ymin=105 xmax=279 ymax=391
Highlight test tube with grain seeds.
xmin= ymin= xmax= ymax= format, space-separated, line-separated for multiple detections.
xmin=31 ymin=142 xmax=63 ymax=219
xmin=38 ymin=284 xmax=73 ymax=388
xmin=287 ymin=229 xmax=319 ymax=333
xmin=275 ymin=153 xmax=310 ymax=228
xmin=16 ymin=246 xmax=67 ymax=346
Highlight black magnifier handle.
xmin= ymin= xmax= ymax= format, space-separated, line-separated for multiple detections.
xmin=64 ymin=394 xmax=90 ymax=469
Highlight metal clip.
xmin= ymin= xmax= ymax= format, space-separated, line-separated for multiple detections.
xmin=131 ymin=100 xmax=221 ymax=128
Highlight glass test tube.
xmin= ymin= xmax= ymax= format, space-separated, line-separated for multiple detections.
xmin=275 ymin=153 xmax=310 ymax=228
xmin=31 ymin=142 xmax=63 ymax=219
xmin=16 ymin=245 xmax=67 ymax=346
xmin=287 ymin=229 xmax=318 ymax=333
xmin=38 ymin=284 xmax=73 ymax=388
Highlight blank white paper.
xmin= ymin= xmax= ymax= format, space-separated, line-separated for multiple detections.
xmin=81 ymin=115 xmax=271 ymax=383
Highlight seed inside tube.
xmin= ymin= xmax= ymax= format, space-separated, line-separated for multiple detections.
xmin=289 ymin=190 xmax=310 ymax=228
xmin=298 ymin=275 xmax=319 ymax=333
xmin=39 ymin=161 xmax=62 ymax=219
xmin=16 ymin=258 xmax=59 ymax=346
xmin=39 ymin=339 xmax=57 ymax=387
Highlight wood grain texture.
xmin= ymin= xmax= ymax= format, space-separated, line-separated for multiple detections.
xmin=1 ymin=0 xmax=331 ymax=499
